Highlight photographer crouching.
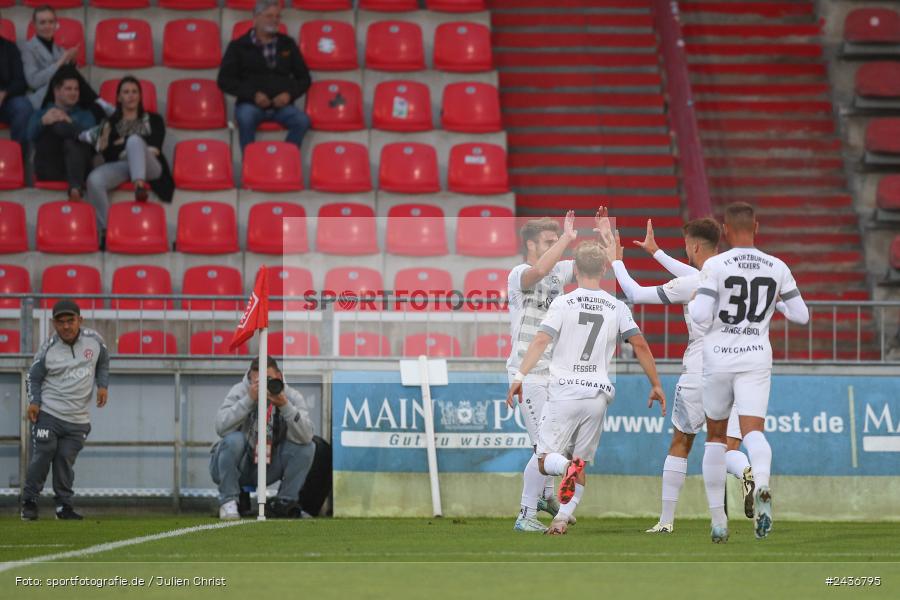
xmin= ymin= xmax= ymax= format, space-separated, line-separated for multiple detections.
xmin=210 ymin=356 xmax=315 ymax=519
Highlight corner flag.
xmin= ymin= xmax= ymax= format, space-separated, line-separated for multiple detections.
xmin=230 ymin=266 xmax=269 ymax=351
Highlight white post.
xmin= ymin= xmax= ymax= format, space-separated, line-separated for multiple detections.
xmin=418 ymin=355 xmax=442 ymax=517
xmin=257 ymin=329 xmax=268 ymax=521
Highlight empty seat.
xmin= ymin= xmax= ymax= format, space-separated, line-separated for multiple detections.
xmin=306 ymin=80 xmax=365 ymax=131
xmin=316 ymin=203 xmax=378 ymax=254
xmin=366 ymin=21 xmax=425 ymax=71
xmin=0 ymin=201 xmax=27 ymax=253
xmin=339 ymin=332 xmax=391 ymax=357
xmin=393 ymin=267 xmax=453 ymax=311
xmin=231 ymin=19 xmax=287 ymax=40
xmin=379 ymin=142 xmax=440 ymax=193
xmin=111 ymin=265 xmax=174 ymax=309
xmin=865 ymin=118 xmax=900 ymax=155
xmin=294 ymin=0 xmax=352 ymax=9
xmin=310 ymin=141 xmax=372 ymax=192
xmin=0 ymin=140 xmax=24 ymax=189
xmin=159 ymin=0 xmax=218 ymax=8
xmin=173 ymin=140 xmax=233 ymax=190
xmin=386 ymin=204 xmax=447 ymax=255
xmin=0 ymin=19 xmax=14 ymax=43
xmin=844 ymin=8 xmax=900 ymax=44
xmin=37 ymin=201 xmax=98 ymax=253
xmin=269 ymin=265 xmax=314 ymax=310
xmin=0 ymin=264 xmax=29 ymax=308
xmin=855 ymin=62 xmax=900 ymax=99
xmin=427 ymin=0 xmax=486 ymax=12
xmin=474 ymin=333 xmax=511 ymax=358
xmin=360 ymin=0 xmax=417 ymax=11
xmin=464 ymin=268 xmax=509 ymax=311
xmin=441 ymin=82 xmax=501 ymax=132
xmin=27 ymin=18 xmax=85 ymax=66
xmin=117 ymin=330 xmax=178 ymax=355
xmin=448 ymin=142 xmax=508 ymax=194
xmin=299 ymin=20 xmax=358 ymax=71
xmin=434 ymin=22 xmax=492 ymax=72
xmin=190 ymin=330 xmax=249 ymax=355
xmin=24 ymin=0 xmax=82 ymax=7
xmin=182 ymin=266 xmax=243 ymax=310
xmin=94 ymin=18 xmax=154 ymax=69
xmin=372 ymin=80 xmax=432 ymax=131
xmin=90 ymin=0 xmax=150 ymax=7
xmin=242 ymin=142 xmax=304 ymax=192
xmin=163 ymin=19 xmax=222 ymax=69
xmin=456 ymin=205 xmax=517 ymax=256
xmin=268 ymin=331 xmax=320 ymax=356
xmin=176 ymin=201 xmax=239 ymax=254
xmin=100 ymin=78 xmax=158 ymax=113
xmin=247 ymin=202 xmax=309 ymax=254
xmin=0 ymin=329 xmax=19 ymax=354
xmin=106 ymin=202 xmax=169 ymax=254
xmin=166 ymin=79 xmax=227 ymax=129
xmin=323 ymin=267 xmax=384 ymax=310
xmin=41 ymin=264 xmax=103 ymax=309
xmin=226 ymin=0 xmax=280 ymax=8
xmin=877 ymin=175 xmax=900 ymax=211
xmin=403 ymin=333 xmax=461 ymax=357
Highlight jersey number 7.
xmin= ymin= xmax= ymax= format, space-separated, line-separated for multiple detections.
xmin=719 ymin=276 xmax=777 ymax=325
xmin=578 ymin=312 xmax=605 ymax=361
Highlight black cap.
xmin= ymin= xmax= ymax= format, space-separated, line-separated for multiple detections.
xmin=52 ymin=300 xmax=81 ymax=319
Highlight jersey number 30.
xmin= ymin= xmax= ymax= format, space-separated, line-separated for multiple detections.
xmin=719 ymin=276 xmax=776 ymax=325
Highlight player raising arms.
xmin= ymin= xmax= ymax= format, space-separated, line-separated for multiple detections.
xmin=612 ymin=219 xmax=755 ymax=533
xmin=508 ymin=241 xmax=666 ymax=535
xmin=688 ymin=202 xmax=809 ymax=542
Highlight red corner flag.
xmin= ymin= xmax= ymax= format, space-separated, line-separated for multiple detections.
xmin=230 ymin=266 xmax=269 ymax=351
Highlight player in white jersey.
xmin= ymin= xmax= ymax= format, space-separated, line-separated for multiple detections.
xmin=508 ymin=241 xmax=666 ymax=535
xmin=611 ymin=218 xmax=755 ymax=533
xmin=688 ymin=202 xmax=809 ymax=542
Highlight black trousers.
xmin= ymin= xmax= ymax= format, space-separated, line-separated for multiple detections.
xmin=34 ymin=122 xmax=93 ymax=191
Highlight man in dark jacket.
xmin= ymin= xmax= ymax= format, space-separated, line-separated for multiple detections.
xmin=217 ymin=0 xmax=312 ymax=152
xmin=0 ymin=31 xmax=35 ymax=148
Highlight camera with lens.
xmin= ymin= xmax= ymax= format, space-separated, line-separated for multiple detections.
xmin=266 ymin=377 xmax=284 ymax=395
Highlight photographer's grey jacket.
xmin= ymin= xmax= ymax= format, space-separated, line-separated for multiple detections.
xmin=27 ymin=329 xmax=110 ymax=424
xmin=215 ymin=374 xmax=315 ymax=445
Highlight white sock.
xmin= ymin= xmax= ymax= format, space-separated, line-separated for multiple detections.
xmin=543 ymin=478 xmax=554 ymax=500
xmin=702 ymin=442 xmax=728 ymax=525
xmin=542 ymin=453 xmax=570 ymax=476
xmin=660 ymin=455 xmax=688 ymax=525
xmin=519 ymin=454 xmax=544 ymax=519
xmin=742 ymin=430 xmax=772 ymax=489
xmin=725 ymin=449 xmax=750 ymax=479
xmin=557 ymin=483 xmax=584 ymax=520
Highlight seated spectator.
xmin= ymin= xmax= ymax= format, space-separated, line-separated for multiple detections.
xmin=210 ymin=356 xmax=315 ymax=520
xmin=0 ymin=18 xmax=34 ymax=148
xmin=217 ymin=0 xmax=311 ymax=152
xmin=24 ymin=6 xmax=74 ymax=108
xmin=26 ymin=66 xmax=95 ymax=201
xmin=82 ymin=76 xmax=173 ymax=235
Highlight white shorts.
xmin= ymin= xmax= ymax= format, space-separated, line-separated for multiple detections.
xmin=673 ymin=373 xmax=743 ymax=439
xmin=508 ymin=371 xmax=549 ymax=446
xmin=536 ymin=395 xmax=610 ymax=463
xmin=702 ymin=369 xmax=772 ymax=422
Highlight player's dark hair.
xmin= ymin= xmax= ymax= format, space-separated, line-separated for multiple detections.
xmin=249 ymin=356 xmax=280 ymax=373
xmin=682 ymin=218 xmax=720 ymax=249
xmin=519 ymin=217 xmax=561 ymax=256
xmin=574 ymin=241 xmax=607 ymax=278
xmin=723 ymin=202 xmax=756 ymax=233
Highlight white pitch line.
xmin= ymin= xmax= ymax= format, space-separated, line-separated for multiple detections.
xmin=0 ymin=520 xmax=253 ymax=574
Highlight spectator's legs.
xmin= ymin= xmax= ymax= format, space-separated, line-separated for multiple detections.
xmin=62 ymin=138 xmax=93 ymax=194
xmin=124 ymin=135 xmax=162 ymax=183
xmin=22 ymin=412 xmax=59 ymax=503
xmin=273 ymin=106 xmax=311 ymax=150
xmin=0 ymin=95 xmax=34 ymax=148
xmin=50 ymin=420 xmax=90 ymax=507
xmin=234 ymin=102 xmax=265 ymax=151
xmin=269 ymin=440 xmax=315 ymax=503
xmin=86 ymin=161 xmax=130 ymax=231
xmin=209 ymin=431 xmax=249 ymax=506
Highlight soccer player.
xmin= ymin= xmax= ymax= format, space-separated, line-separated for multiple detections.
xmin=688 ymin=202 xmax=809 ymax=542
xmin=612 ymin=219 xmax=755 ymax=533
xmin=508 ymin=241 xmax=666 ymax=535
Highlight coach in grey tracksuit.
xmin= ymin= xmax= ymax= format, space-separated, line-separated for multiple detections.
xmin=21 ymin=300 xmax=109 ymax=520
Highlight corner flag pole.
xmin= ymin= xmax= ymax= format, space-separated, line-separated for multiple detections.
xmin=257 ymin=330 xmax=267 ymax=521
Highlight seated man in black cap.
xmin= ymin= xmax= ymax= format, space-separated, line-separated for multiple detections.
xmin=21 ymin=300 xmax=110 ymax=521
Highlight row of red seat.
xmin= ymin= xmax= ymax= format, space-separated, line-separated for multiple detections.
xmin=0 ymin=200 xmax=519 ymax=255
xmin=0 ymin=0 xmax=485 ymax=13
xmin=844 ymin=8 xmax=900 ymax=45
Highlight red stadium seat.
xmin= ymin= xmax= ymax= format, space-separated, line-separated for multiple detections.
xmin=844 ymin=8 xmax=900 ymax=44
xmin=316 ymin=203 xmax=378 ymax=255
xmin=386 ymin=204 xmax=447 ymax=256
xmin=306 ymin=80 xmax=365 ymax=131
xmin=163 ymin=19 xmax=221 ymax=69
xmin=182 ymin=266 xmax=243 ymax=310
xmin=474 ymin=333 xmax=511 ymax=358
xmin=299 ymin=21 xmax=358 ymax=71
xmin=323 ymin=267 xmax=384 ymax=311
xmin=117 ymin=330 xmax=178 ymax=355
xmin=393 ymin=267 xmax=453 ymax=311
xmin=176 ymin=201 xmax=239 ymax=254
xmin=877 ymin=175 xmax=900 ymax=212
xmin=33 ymin=179 xmax=67 ymax=191
xmin=190 ymin=330 xmax=249 ymax=355
xmin=403 ymin=333 xmax=461 ymax=357
xmin=464 ymin=268 xmax=509 ymax=311
xmin=0 ymin=201 xmax=27 ymax=253
xmin=242 ymin=142 xmax=303 ymax=192
xmin=159 ymin=0 xmax=218 ymax=8
xmin=27 ymin=18 xmax=85 ymax=66
xmin=365 ymin=21 xmax=425 ymax=71
xmin=94 ymin=19 xmax=154 ymax=69
xmin=226 ymin=0 xmax=283 ymax=9
xmin=247 ymin=202 xmax=309 ymax=254
xmin=106 ymin=202 xmax=169 ymax=254
xmin=448 ymin=143 xmax=508 ymax=194
xmin=0 ymin=264 xmax=29 ymax=309
xmin=360 ymin=0 xmax=417 ymax=11
xmin=379 ymin=143 xmax=440 ymax=193
xmin=166 ymin=79 xmax=226 ymax=130
xmin=891 ymin=235 xmax=900 ymax=270
xmin=111 ymin=265 xmax=174 ymax=310
xmin=0 ymin=141 xmax=23 ymax=189
xmin=441 ymin=82 xmax=501 ymax=132
xmin=372 ymin=80 xmax=432 ymax=131
xmin=269 ymin=266 xmax=314 ymax=310
xmin=434 ymin=22 xmax=492 ymax=72
xmin=427 ymin=0 xmax=486 ymax=12
xmin=231 ymin=20 xmax=287 ymax=40
xmin=0 ymin=329 xmax=19 ymax=354
xmin=100 ymin=79 xmax=158 ymax=114
xmin=90 ymin=0 xmax=150 ymax=8
xmin=24 ymin=0 xmax=81 ymax=7
xmin=41 ymin=265 xmax=103 ymax=309
xmin=173 ymin=140 xmax=233 ymax=190
xmin=865 ymin=118 xmax=900 ymax=155
xmin=37 ymin=201 xmax=98 ymax=253
xmin=268 ymin=331 xmax=320 ymax=356
xmin=855 ymin=62 xmax=900 ymax=99
xmin=310 ymin=141 xmax=372 ymax=192
xmin=294 ymin=0 xmax=351 ymax=9
xmin=456 ymin=205 xmax=517 ymax=257
xmin=339 ymin=332 xmax=391 ymax=357
xmin=0 ymin=19 xmax=15 ymax=43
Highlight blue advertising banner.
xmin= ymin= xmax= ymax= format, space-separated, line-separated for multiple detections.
xmin=332 ymin=371 xmax=900 ymax=476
